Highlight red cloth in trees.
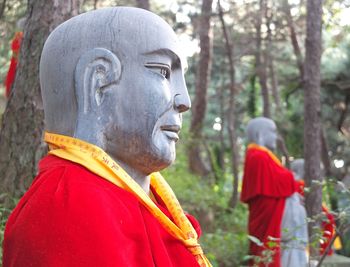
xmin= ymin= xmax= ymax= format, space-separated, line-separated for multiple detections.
xmin=3 ymin=155 xmax=201 ymax=267
xmin=241 ymin=146 xmax=297 ymax=267
xmin=4 ymin=32 xmax=23 ymax=98
xmin=320 ymin=206 xmax=335 ymax=256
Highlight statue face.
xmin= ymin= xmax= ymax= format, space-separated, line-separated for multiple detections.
xmin=103 ymin=16 xmax=190 ymax=175
xmin=263 ymin=121 xmax=278 ymax=151
xmin=247 ymin=117 xmax=278 ymax=151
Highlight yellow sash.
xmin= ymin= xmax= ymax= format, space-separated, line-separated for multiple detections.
xmin=45 ymin=132 xmax=212 ymax=267
xmin=248 ymin=143 xmax=282 ymax=166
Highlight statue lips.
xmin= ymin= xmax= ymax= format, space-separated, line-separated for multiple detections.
xmin=160 ymin=125 xmax=181 ymax=142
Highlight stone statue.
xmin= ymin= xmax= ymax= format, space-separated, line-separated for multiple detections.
xmin=281 ymin=159 xmax=308 ymax=267
xmin=3 ymin=7 xmax=211 ymax=267
xmin=241 ymin=117 xmax=298 ymax=267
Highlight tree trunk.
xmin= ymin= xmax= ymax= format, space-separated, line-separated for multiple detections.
xmin=284 ymin=0 xmax=304 ymax=81
xmin=266 ymin=1 xmax=282 ymax=113
xmin=218 ymin=85 xmax=225 ymax=172
xmin=0 ymin=0 xmax=6 ymax=20
xmin=0 ymin=0 xmax=81 ymax=208
xmin=320 ymin=128 xmax=338 ymax=212
xmin=304 ymin=0 xmax=323 ymax=258
xmin=247 ymin=74 xmax=257 ymax=117
xmin=256 ymin=0 xmax=270 ymax=118
xmin=217 ymin=0 xmax=240 ymax=209
xmin=337 ymin=93 xmax=350 ymax=134
xmin=136 ymin=0 xmax=150 ymax=10
xmin=268 ymin=56 xmax=281 ymax=112
xmin=277 ymin=137 xmax=290 ymax=167
xmin=188 ymin=0 xmax=213 ymax=176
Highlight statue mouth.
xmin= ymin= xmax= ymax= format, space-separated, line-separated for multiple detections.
xmin=160 ymin=125 xmax=181 ymax=142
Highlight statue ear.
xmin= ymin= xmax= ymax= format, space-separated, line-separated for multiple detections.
xmin=74 ymin=48 xmax=121 ymax=114
xmin=256 ymin=132 xmax=264 ymax=147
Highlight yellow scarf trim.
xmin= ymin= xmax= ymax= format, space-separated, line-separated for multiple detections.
xmin=248 ymin=143 xmax=282 ymax=167
xmin=45 ymin=132 xmax=212 ymax=267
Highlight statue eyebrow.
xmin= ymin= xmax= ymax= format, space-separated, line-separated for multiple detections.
xmin=143 ymin=48 xmax=181 ymax=69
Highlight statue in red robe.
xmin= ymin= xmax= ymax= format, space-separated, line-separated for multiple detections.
xmin=3 ymin=7 xmax=212 ymax=267
xmin=241 ymin=117 xmax=298 ymax=267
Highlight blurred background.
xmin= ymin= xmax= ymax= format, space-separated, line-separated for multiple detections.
xmin=0 ymin=0 xmax=349 ymax=266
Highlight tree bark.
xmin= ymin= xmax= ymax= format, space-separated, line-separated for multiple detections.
xmin=284 ymin=0 xmax=304 ymax=80
xmin=218 ymin=85 xmax=225 ymax=172
xmin=266 ymin=1 xmax=281 ymax=113
xmin=256 ymin=0 xmax=271 ymax=118
xmin=337 ymin=93 xmax=350 ymax=134
xmin=0 ymin=0 xmax=81 ymax=207
xmin=268 ymin=55 xmax=281 ymax=112
xmin=303 ymin=0 xmax=323 ymax=258
xmin=320 ymin=127 xmax=339 ymax=213
xmin=277 ymin=137 xmax=290 ymax=167
xmin=188 ymin=0 xmax=213 ymax=176
xmin=0 ymin=0 xmax=6 ymax=20
xmin=136 ymin=0 xmax=150 ymax=10
xmin=217 ymin=0 xmax=240 ymax=209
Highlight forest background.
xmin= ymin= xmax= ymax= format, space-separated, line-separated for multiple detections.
xmin=0 ymin=0 xmax=349 ymax=266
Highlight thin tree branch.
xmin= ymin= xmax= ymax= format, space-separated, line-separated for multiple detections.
xmin=0 ymin=0 xmax=7 ymax=21
xmin=337 ymin=94 xmax=350 ymax=134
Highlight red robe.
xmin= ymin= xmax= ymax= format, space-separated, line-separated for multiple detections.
xmin=320 ymin=206 xmax=335 ymax=255
xmin=240 ymin=146 xmax=297 ymax=267
xmin=4 ymin=32 xmax=23 ymax=98
xmin=3 ymin=155 xmax=201 ymax=267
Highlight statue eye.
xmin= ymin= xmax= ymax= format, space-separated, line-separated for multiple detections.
xmin=145 ymin=63 xmax=171 ymax=80
xmin=159 ymin=67 xmax=170 ymax=79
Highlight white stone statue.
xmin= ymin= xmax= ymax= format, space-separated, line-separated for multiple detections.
xmin=281 ymin=159 xmax=308 ymax=267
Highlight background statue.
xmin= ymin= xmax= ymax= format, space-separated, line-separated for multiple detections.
xmin=3 ymin=7 xmax=211 ymax=267
xmin=241 ymin=117 xmax=298 ymax=267
xmin=281 ymin=158 xmax=308 ymax=267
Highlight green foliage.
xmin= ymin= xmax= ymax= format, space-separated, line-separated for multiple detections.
xmin=202 ymin=227 xmax=248 ymax=267
xmin=162 ymin=123 xmax=250 ymax=266
xmin=0 ymin=205 xmax=9 ymax=262
xmin=1 ymin=0 xmax=350 ymax=265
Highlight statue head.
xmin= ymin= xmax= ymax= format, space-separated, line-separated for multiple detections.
xmin=246 ymin=117 xmax=278 ymax=151
xmin=290 ymin=159 xmax=305 ymax=180
xmin=40 ymin=7 xmax=190 ymax=176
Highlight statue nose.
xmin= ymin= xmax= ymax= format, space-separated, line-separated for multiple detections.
xmin=174 ymin=93 xmax=191 ymax=113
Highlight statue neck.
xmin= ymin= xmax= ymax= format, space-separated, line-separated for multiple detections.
xmin=113 ymin=159 xmax=151 ymax=194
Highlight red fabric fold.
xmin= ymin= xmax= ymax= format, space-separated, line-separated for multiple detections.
xmin=3 ymin=155 xmax=201 ymax=267
xmin=320 ymin=206 xmax=335 ymax=256
xmin=4 ymin=32 xmax=23 ymax=98
xmin=241 ymin=146 xmax=297 ymax=267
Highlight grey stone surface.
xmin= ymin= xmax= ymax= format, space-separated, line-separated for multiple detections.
xmin=246 ymin=116 xmax=278 ymax=151
xmin=281 ymin=159 xmax=308 ymax=267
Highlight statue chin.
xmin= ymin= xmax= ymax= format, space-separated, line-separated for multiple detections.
xmin=150 ymin=129 xmax=177 ymax=170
